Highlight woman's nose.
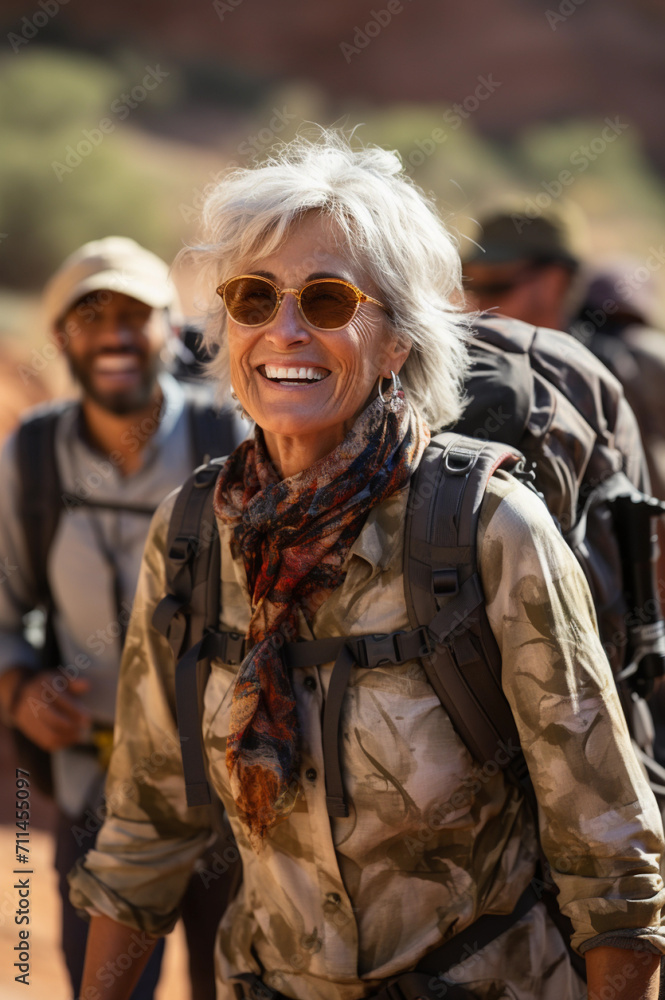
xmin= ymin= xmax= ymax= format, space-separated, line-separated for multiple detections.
xmin=263 ymin=291 xmax=312 ymax=346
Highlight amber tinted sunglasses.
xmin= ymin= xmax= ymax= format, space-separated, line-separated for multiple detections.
xmin=216 ymin=275 xmax=388 ymax=331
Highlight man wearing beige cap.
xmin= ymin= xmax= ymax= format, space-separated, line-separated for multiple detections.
xmin=0 ymin=237 xmax=243 ymax=999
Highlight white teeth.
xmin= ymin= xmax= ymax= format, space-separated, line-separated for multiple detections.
xmin=262 ymin=364 xmax=328 ymax=381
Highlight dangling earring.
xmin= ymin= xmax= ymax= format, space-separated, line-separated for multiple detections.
xmin=230 ymin=387 xmax=251 ymax=421
xmin=377 ymin=370 xmax=403 ymax=412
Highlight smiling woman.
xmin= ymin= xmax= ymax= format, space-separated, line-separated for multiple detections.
xmin=194 ymin=131 xmax=469 ymax=436
xmin=218 ymin=213 xmax=410 ymax=476
xmin=69 ymin=131 xmax=665 ymax=1000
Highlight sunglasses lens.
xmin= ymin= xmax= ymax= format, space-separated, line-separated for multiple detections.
xmin=300 ymin=281 xmax=359 ymax=329
xmin=224 ymin=277 xmax=277 ymax=326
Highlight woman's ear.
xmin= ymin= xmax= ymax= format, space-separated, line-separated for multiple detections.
xmin=382 ymin=336 xmax=411 ymax=377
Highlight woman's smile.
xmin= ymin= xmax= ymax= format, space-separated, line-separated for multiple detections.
xmin=257 ymin=363 xmax=331 ymax=385
xmin=227 ymin=212 xmax=409 ymax=476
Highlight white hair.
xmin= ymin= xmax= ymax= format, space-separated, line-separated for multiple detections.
xmin=183 ymin=129 xmax=471 ymax=430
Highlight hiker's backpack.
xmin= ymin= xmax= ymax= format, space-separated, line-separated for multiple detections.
xmin=12 ymin=391 xmax=244 ymax=795
xmin=167 ymin=322 xmax=216 ymax=385
xmin=154 ymin=314 xmax=665 ymax=819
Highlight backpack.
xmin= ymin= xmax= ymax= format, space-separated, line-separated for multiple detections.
xmin=167 ymin=322 xmax=216 ymax=385
xmin=12 ymin=390 xmax=244 ymax=796
xmin=152 ymin=316 xmax=665 ymax=984
xmin=153 ymin=314 xmax=665 ymax=813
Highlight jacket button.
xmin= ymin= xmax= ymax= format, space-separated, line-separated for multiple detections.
xmin=305 ymin=768 xmax=317 ymax=781
xmin=304 ymin=676 xmax=317 ymax=691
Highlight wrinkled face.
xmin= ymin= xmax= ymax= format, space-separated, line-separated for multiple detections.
xmin=225 ymin=213 xmax=409 ymax=453
xmin=58 ymin=290 xmax=166 ymax=414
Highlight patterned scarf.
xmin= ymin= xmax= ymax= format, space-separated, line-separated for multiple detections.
xmin=213 ymin=390 xmax=430 ymax=848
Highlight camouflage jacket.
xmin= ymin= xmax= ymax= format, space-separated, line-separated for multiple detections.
xmin=69 ymin=470 xmax=665 ymax=1000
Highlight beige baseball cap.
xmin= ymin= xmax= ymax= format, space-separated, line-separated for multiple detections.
xmin=43 ymin=236 xmax=176 ymax=328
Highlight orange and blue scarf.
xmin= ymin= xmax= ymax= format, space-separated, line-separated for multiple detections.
xmin=214 ymin=390 xmax=430 ymax=847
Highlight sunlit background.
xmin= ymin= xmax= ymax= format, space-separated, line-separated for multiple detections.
xmin=2 ymin=0 xmax=665 ymax=366
xmin=1 ymin=0 xmax=664 ymax=995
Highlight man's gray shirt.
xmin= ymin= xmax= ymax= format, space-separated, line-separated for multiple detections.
xmin=0 ymin=372 xmax=236 ymax=814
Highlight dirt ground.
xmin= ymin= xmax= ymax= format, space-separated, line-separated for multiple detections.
xmin=0 ymin=726 xmax=189 ymax=1000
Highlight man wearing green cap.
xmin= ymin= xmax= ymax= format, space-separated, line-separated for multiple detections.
xmin=462 ymin=206 xmax=581 ymax=330
xmin=0 ymin=237 xmax=243 ymax=999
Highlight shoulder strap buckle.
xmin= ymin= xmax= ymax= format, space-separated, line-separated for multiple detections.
xmin=353 ymin=631 xmax=416 ymax=669
xmin=216 ymin=630 xmax=246 ymax=665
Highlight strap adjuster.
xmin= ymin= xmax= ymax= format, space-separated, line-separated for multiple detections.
xmin=443 ymin=446 xmax=477 ymax=475
xmin=152 ymin=593 xmax=186 ymax=637
xmin=168 ymin=535 xmax=196 ymax=565
xmin=193 ymin=464 xmax=220 ymax=489
xmin=218 ymin=630 xmax=246 ymax=665
xmin=433 ymin=567 xmax=459 ymax=596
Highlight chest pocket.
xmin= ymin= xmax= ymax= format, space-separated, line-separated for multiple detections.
xmin=340 ymin=660 xmax=478 ymax=829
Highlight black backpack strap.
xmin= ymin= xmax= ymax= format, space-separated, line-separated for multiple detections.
xmin=159 ymin=434 xmax=529 ymax=816
xmin=281 ymin=435 xmax=531 ymax=821
xmin=172 ymin=629 xmax=244 ymax=806
xmin=14 ymin=403 xmax=78 ymax=797
xmin=153 ymin=458 xmax=242 ymax=807
xmin=16 ymin=404 xmax=74 ymax=604
xmin=153 ymin=462 xmax=223 ymax=655
xmin=403 ymin=433 xmax=532 ymax=791
xmin=186 ymin=395 xmax=245 ymax=465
